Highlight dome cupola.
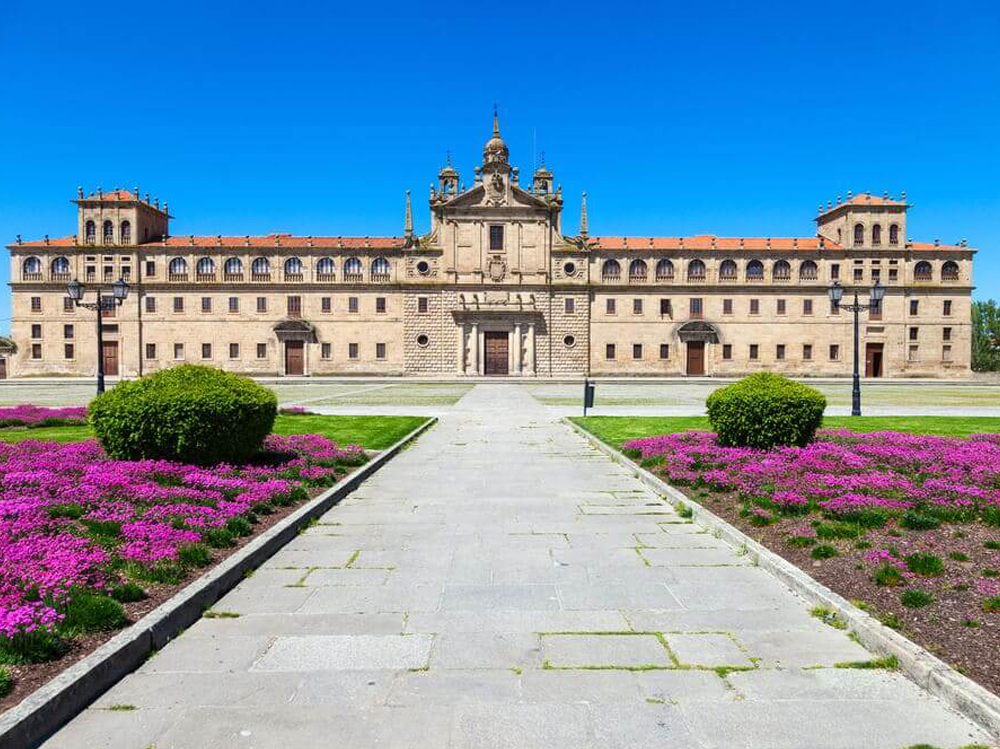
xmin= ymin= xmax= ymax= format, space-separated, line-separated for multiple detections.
xmin=482 ymin=107 xmax=509 ymax=168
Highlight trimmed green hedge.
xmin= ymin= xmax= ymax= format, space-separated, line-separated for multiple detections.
xmin=89 ymin=365 xmax=277 ymax=465
xmin=706 ymin=372 xmax=826 ymax=449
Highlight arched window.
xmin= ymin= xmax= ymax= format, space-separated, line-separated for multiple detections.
xmin=284 ymin=257 xmax=304 ymax=277
xmin=168 ymin=257 xmax=188 ymax=276
xmin=871 ymin=224 xmax=882 ymax=246
xmin=371 ymin=257 xmax=391 ymax=279
xmin=601 ymin=259 xmax=621 ymax=280
xmin=772 ymin=260 xmax=791 ymax=280
xmin=251 ymin=257 xmax=270 ymax=277
xmin=655 ymin=259 xmax=674 ymax=280
xmin=889 ymin=224 xmax=899 ymax=245
xmin=316 ymin=257 xmax=335 ymax=278
xmin=628 ymin=259 xmax=647 ymax=280
xmin=799 ymin=260 xmax=818 ymax=280
xmin=22 ymin=256 xmax=42 ymax=278
xmin=120 ymin=220 xmax=132 ymax=245
xmin=224 ymin=257 xmax=243 ymax=276
xmin=914 ymin=260 xmax=932 ymax=280
xmin=746 ymin=259 xmax=764 ymax=279
xmin=853 ymin=223 xmax=864 ymax=245
xmin=102 ymin=220 xmax=114 ymax=245
xmin=344 ymin=257 xmax=363 ymax=278
xmin=196 ymin=257 xmax=215 ymax=277
xmin=719 ymin=259 xmax=737 ymax=279
xmin=51 ymin=256 xmax=70 ymax=276
xmin=85 ymin=220 xmax=96 ymax=244
xmin=941 ymin=260 xmax=959 ymax=280
xmin=687 ymin=259 xmax=706 ymax=280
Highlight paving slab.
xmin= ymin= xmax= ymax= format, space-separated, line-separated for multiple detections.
xmin=541 ymin=633 xmax=672 ymax=669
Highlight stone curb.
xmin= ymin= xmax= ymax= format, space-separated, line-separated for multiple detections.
xmin=0 ymin=417 xmax=437 ymax=749
xmin=565 ymin=418 xmax=1000 ymax=742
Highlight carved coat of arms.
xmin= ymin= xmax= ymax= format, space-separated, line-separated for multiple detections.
xmin=486 ymin=172 xmax=506 ymax=206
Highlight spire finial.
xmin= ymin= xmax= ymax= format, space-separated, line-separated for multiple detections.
xmin=580 ymin=192 xmax=589 ymax=237
xmin=492 ymin=103 xmax=500 ymax=137
xmin=446 ymin=148 xmax=452 ymax=166
xmin=404 ymin=190 xmax=413 ymax=238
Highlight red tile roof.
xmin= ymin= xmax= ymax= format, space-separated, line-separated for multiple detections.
xmin=10 ymin=234 xmax=407 ymax=250
xmin=76 ymin=190 xmax=139 ymax=202
xmin=587 ymin=235 xmax=841 ymax=251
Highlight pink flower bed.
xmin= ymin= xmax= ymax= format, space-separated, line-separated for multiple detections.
xmin=0 ymin=434 xmax=364 ymax=642
xmin=0 ymin=405 xmax=88 ymax=428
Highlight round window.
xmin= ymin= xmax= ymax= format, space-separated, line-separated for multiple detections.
xmin=416 ymin=334 xmax=430 ymax=347
xmin=563 ymin=261 xmax=576 ymax=276
xmin=416 ymin=260 xmax=430 ymax=275
xmin=564 ymin=335 xmax=576 ymax=347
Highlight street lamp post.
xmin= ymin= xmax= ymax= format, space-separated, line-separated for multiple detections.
xmin=827 ymin=280 xmax=885 ymax=417
xmin=67 ymin=278 xmax=130 ymax=394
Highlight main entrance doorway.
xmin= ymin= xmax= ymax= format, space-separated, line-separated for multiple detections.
xmin=484 ymin=332 xmax=509 ymax=375
xmin=865 ymin=343 xmax=884 ymax=378
xmin=285 ymin=340 xmax=304 ymax=376
xmin=686 ymin=341 xmax=705 ymax=375
xmin=102 ymin=341 xmax=119 ymax=376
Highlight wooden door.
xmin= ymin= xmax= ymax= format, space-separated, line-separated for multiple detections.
xmin=285 ymin=340 xmax=304 ymax=376
xmin=0 ymin=359 xmax=6 ymax=380
xmin=865 ymin=343 xmax=884 ymax=378
xmin=484 ymin=332 xmax=509 ymax=376
xmin=102 ymin=341 xmax=119 ymax=376
xmin=686 ymin=341 xmax=705 ymax=375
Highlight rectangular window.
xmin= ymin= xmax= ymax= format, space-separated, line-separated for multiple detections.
xmin=943 ymin=300 xmax=952 ymax=316
xmin=31 ymin=343 xmax=41 ymax=359
xmin=888 ymin=268 xmax=898 ymax=281
xmin=376 ymin=297 xmax=386 ymax=314
xmin=256 ymin=343 xmax=267 ymax=359
xmin=31 ymin=297 xmax=41 ymax=312
xmin=659 ymin=344 xmax=669 ymax=359
xmin=257 ymin=297 xmax=267 ymax=313
xmin=100 ymin=295 xmax=116 ymax=318
xmin=321 ymin=342 xmax=331 ymax=359
xmin=349 ymin=297 xmax=359 ymax=313
xmin=418 ymin=297 xmax=429 ymax=313
xmin=749 ymin=344 xmax=759 ymax=361
xmin=943 ymin=327 xmax=952 ymax=341
xmin=871 ymin=268 xmax=881 ymax=282
xmin=633 ymin=298 xmax=643 ymax=315
xmin=287 ymin=296 xmax=302 ymax=317
xmin=122 ymin=266 xmax=131 ymax=280
xmin=830 ymin=264 xmax=840 ymax=280
xmin=606 ymin=343 xmax=616 ymax=360
xmin=943 ymin=344 xmax=952 ymax=361
xmin=853 ymin=268 xmax=864 ymax=282
xmin=145 ymin=260 xmax=155 ymax=277
xmin=749 ymin=299 xmax=759 ymax=315
xmin=869 ymin=300 xmax=882 ymax=320
xmin=722 ymin=343 xmax=733 ymax=360
xmin=376 ymin=342 xmax=386 ymax=359
xmin=63 ymin=324 xmax=73 ymax=339
xmin=776 ymin=344 xmax=786 ymax=360
xmin=145 ymin=296 xmax=156 ymax=313
xmin=723 ymin=298 xmax=733 ymax=315
xmin=564 ymin=298 xmax=574 ymax=314
xmin=489 ymin=225 xmax=504 ymax=250
xmin=910 ymin=300 xmax=919 ymax=315
xmin=229 ymin=343 xmax=239 ymax=359
xmin=909 ymin=327 xmax=919 ymax=341
xmin=777 ymin=299 xmax=786 ymax=315
xmin=803 ymin=344 xmax=813 ymax=361
xmin=632 ymin=343 xmax=642 ymax=359
xmin=659 ymin=298 xmax=672 ymax=316
xmin=830 ymin=344 xmax=840 ymax=361
xmin=63 ymin=297 xmax=74 ymax=312
xmin=803 ymin=298 xmax=813 ymax=315
xmin=606 ymin=298 xmax=616 ymax=315
xmin=145 ymin=343 xmax=156 ymax=359
xmin=64 ymin=343 xmax=74 ymax=360
xmin=173 ymin=297 xmax=184 ymax=313
xmin=174 ymin=343 xmax=184 ymax=360
xmin=202 ymin=343 xmax=212 ymax=359
xmin=228 ymin=297 xmax=239 ymax=313
xmin=103 ymin=266 xmax=114 ymax=281
xmin=31 ymin=324 xmax=41 ymax=339
xmin=85 ymin=265 xmax=95 ymax=280
xmin=322 ymin=297 xmax=331 ymax=313
xmin=909 ymin=344 xmax=919 ymax=361
xmin=690 ymin=298 xmax=703 ymax=319
xmin=349 ymin=342 xmax=359 ymax=359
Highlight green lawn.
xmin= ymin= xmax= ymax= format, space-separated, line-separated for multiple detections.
xmin=570 ymin=415 xmax=1000 ymax=449
xmin=0 ymin=414 xmax=429 ymax=450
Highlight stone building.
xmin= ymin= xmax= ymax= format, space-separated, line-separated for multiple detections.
xmin=5 ymin=114 xmax=975 ymax=379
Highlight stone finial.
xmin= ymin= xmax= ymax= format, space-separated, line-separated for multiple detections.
xmin=766 ymin=237 xmax=771 ymax=249
xmin=163 ymin=202 xmax=168 ymax=215
xmin=819 ymin=236 xmax=825 ymax=248
xmin=883 ymin=190 xmax=889 ymax=199
xmin=934 ymin=238 xmax=940 ymax=246
xmin=307 ymin=235 xmax=313 ymax=247
xmin=217 ymin=234 xmax=222 ymax=245
xmin=244 ymin=235 xmax=250 ymax=246
xmin=145 ymin=193 xmax=150 ymax=204
xmin=97 ymin=186 xmax=103 ymax=197
xmin=189 ymin=235 xmax=194 ymax=246
xmin=847 ymin=190 xmax=853 ymax=200
xmin=134 ymin=186 xmax=139 ymax=199
xmin=827 ymin=200 xmax=832 ymax=210
xmin=15 ymin=234 xmax=21 ymax=245
xmin=154 ymin=198 xmax=159 ymax=209
xmin=836 ymin=195 xmax=841 ymax=205
xmin=512 ymin=167 xmax=519 ymax=184
xmin=44 ymin=235 xmax=49 ymax=245
xmin=404 ymin=190 xmax=413 ymax=238
xmin=961 ymin=238 xmax=967 ymax=247
xmin=77 ymin=186 xmax=83 ymax=199
xmin=739 ymin=238 xmax=744 ymax=248
xmin=901 ymin=191 xmax=907 ymax=202
xmin=580 ymin=192 xmax=589 ymax=237
xmin=817 ymin=204 xmax=823 ymax=214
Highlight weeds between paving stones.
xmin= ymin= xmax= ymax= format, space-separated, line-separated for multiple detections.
xmin=834 ymin=655 xmax=899 ymax=670
xmin=810 ymin=605 xmax=848 ymax=630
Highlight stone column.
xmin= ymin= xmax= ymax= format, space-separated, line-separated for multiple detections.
xmin=527 ymin=322 xmax=536 ymax=376
xmin=470 ymin=323 xmax=479 ymax=376
xmin=514 ymin=323 xmax=522 ymax=375
xmin=457 ymin=324 xmax=466 ymax=375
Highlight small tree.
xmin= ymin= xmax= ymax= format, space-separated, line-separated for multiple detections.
xmin=972 ymin=300 xmax=1000 ymax=372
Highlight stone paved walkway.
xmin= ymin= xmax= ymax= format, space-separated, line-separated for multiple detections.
xmin=42 ymin=385 xmax=992 ymax=748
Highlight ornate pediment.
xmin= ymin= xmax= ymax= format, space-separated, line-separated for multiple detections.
xmin=457 ymin=291 xmax=538 ymax=311
xmin=437 ymin=183 xmax=551 ymax=212
xmin=676 ymin=321 xmax=720 ymax=343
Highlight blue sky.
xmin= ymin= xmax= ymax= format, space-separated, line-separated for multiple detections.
xmin=1 ymin=0 xmax=997 ymax=334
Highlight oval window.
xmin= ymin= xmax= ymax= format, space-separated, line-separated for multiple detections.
xmin=416 ymin=260 xmax=430 ymax=275
xmin=416 ymin=334 xmax=429 ymax=347
xmin=564 ymin=335 xmax=576 ymax=347
xmin=563 ymin=261 xmax=576 ymax=276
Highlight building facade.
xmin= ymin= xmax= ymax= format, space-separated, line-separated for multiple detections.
xmin=5 ymin=115 xmax=975 ymax=379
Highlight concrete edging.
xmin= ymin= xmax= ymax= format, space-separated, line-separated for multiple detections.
xmin=565 ymin=417 xmax=1000 ymax=741
xmin=0 ymin=417 xmax=437 ymax=749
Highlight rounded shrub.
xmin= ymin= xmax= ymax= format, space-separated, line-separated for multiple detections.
xmin=89 ymin=365 xmax=277 ymax=466
xmin=706 ymin=372 xmax=826 ymax=449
